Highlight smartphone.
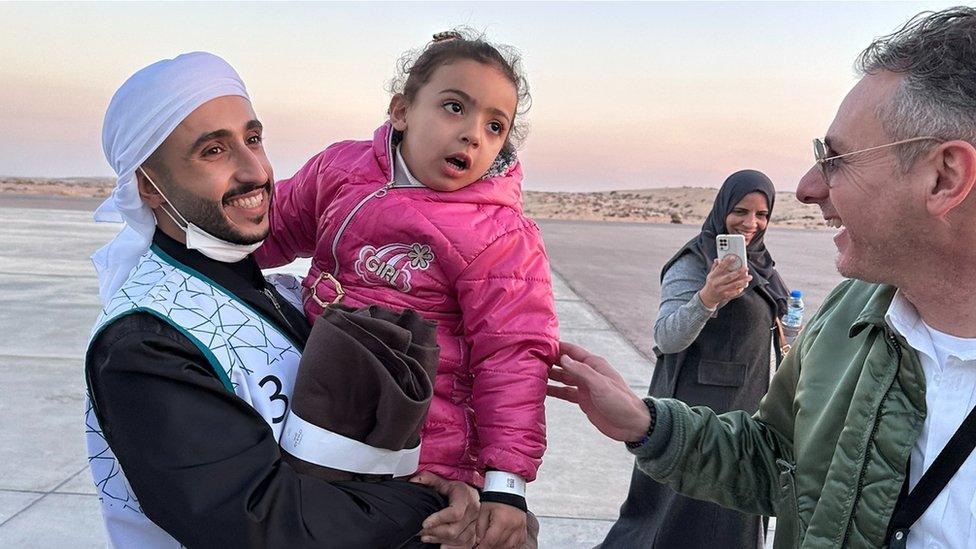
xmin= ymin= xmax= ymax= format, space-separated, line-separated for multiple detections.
xmin=716 ymin=234 xmax=747 ymax=271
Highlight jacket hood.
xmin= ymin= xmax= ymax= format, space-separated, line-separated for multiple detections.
xmin=370 ymin=123 xmax=525 ymax=211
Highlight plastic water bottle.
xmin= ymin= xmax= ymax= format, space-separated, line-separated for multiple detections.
xmin=782 ymin=290 xmax=804 ymax=343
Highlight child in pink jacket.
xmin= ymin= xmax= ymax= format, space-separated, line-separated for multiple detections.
xmin=255 ymin=30 xmax=558 ymax=546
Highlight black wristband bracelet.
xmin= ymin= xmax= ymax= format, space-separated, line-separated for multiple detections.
xmin=481 ymin=490 xmax=528 ymax=512
xmin=624 ymin=399 xmax=656 ymax=450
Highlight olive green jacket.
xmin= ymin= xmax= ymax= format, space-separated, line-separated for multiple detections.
xmin=634 ymin=280 xmax=927 ymax=548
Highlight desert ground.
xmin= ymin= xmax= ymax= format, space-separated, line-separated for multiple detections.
xmin=1 ymin=176 xmax=827 ymax=229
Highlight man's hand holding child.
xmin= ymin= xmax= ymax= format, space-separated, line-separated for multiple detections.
xmin=476 ymin=501 xmax=527 ymax=548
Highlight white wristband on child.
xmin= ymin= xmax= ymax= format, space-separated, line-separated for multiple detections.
xmin=483 ymin=471 xmax=526 ymax=497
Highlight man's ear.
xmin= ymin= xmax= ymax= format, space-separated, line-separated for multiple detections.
xmin=136 ymin=167 xmax=165 ymax=209
xmin=926 ymin=140 xmax=976 ymax=218
xmin=388 ymin=94 xmax=409 ymax=132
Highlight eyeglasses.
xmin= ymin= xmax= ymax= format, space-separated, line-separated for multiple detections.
xmin=813 ymin=136 xmax=942 ymax=183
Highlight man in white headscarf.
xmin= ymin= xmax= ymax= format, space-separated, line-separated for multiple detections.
xmin=85 ymin=52 xmax=477 ymax=548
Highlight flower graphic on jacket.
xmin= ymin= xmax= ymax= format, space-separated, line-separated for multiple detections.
xmin=408 ymin=244 xmax=434 ymax=270
xmin=354 ymin=242 xmax=436 ymax=293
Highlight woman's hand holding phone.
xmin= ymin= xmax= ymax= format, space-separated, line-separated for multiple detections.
xmin=699 ymin=256 xmax=752 ymax=309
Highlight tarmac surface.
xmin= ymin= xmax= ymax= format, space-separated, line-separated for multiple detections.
xmin=0 ymin=195 xmax=843 ymax=547
xmin=536 ymin=219 xmax=845 ymax=362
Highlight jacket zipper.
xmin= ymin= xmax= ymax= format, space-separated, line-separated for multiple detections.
xmin=776 ymin=458 xmax=802 ymax=546
xmin=329 ymin=181 xmax=395 ymax=276
xmin=262 ymin=287 xmax=296 ymax=335
xmin=840 ymin=330 xmax=903 ymax=546
xmin=328 ymin=133 xmax=426 ymax=277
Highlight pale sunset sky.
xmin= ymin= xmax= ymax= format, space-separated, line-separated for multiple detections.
xmin=0 ymin=1 xmax=964 ymax=191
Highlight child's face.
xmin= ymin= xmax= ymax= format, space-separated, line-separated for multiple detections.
xmin=391 ymin=59 xmax=518 ymax=192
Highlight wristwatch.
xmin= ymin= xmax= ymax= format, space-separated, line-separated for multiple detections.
xmin=624 ymin=399 xmax=656 ymax=450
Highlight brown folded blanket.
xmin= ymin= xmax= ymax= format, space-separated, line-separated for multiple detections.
xmin=281 ymin=304 xmax=439 ymax=481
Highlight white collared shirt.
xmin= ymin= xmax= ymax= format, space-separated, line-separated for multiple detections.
xmin=885 ymin=291 xmax=976 ymax=549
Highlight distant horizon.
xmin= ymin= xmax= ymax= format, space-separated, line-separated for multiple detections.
xmin=1 ymin=1 xmax=961 ymax=192
xmin=0 ymin=173 xmax=754 ymax=192
xmin=0 ymin=174 xmax=807 ymax=195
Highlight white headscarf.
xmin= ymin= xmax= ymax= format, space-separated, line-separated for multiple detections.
xmin=92 ymin=51 xmax=250 ymax=304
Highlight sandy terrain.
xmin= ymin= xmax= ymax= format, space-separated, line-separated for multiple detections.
xmin=525 ymin=187 xmax=826 ymax=229
xmin=0 ymin=177 xmax=115 ymax=198
xmin=0 ymin=176 xmax=827 ymax=229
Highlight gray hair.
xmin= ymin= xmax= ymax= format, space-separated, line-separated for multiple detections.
xmin=856 ymin=6 xmax=976 ymax=170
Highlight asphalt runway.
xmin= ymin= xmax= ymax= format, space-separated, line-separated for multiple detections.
xmin=537 ymin=219 xmax=846 ymax=362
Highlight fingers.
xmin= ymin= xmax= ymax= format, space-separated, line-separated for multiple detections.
xmin=557 ymin=340 xmax=594 ymax=363
xmin=556 ymin=354 xmax=602 ymax=387
xmin=704 ymin=261 xmax=749 ymax=303
xmin=452 ymin=482 xmax=480 ymax=530
xmin=718 ymin=277 xmax=750 ymax=294
xmin=423 ymin=501 xmax=462 ymax=530
xmin=421 ymin=490 xmax=478 ymax=546
xmin=709 ymin=258 xmax=721 ymax=273
xmin=409 ymin=470 xmax=443 ymax=489
xmin=476 ymin=507 xmax=491 ymax=543
xmin=714 ymin=266 xmax=749 ymax=285
xmin=421 ymin=518 xmax=472 ymax=546
xmin=561 ymin=350 xmax=620 ymax=380
xmin=437 ymin=519 xmax=477 ymax=548
xmin=709 ymin=267 xmax=751 ymax=299
xmin=479 ymin=523 xmax=506 ymax=549
xmin=558 ymin=341 xmax=622 ymax=379
xmin=457 ymin=519 xmax=478 ymax=548
xmin=420 ymin=479 xmax=478 ymax=539
xmin=545 ymin=384 xmax=580 ymax=403
xmin=710 ymin=256 xmax=738 ymax=274
xmin=547 ymin=364 xmax=578 ymax=386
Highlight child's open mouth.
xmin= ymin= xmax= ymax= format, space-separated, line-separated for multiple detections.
xmin=444 ymin=155 xmax=469 ymax=173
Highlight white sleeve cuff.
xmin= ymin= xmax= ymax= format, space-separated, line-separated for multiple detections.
xmin=483 ymin=471 xmax=527 ymax=497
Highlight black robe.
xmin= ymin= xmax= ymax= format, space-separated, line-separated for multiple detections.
xmin=86 ymin=230 xmax=444 ymax=548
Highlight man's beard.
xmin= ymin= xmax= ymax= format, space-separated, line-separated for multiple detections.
xmin=162 ymin=181 xmax=270 ymax=245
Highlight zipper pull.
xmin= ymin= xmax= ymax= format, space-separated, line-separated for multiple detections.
xmin=262 ymin=287 xmax=296 ymax=333
xmin=375 ymin=181 xmax=395 ymax=198
xmin=775 ymin=458 xmax=796 ymax=474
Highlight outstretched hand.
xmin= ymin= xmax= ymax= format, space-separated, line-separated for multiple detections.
xmin=547 ymin=341 xmax=651 ymax=442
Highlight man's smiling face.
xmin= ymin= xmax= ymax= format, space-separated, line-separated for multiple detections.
xmin=140 ymin=95 xmax=274 ymax=245
xmin=796 ymin=72 xmax=926 ymax=283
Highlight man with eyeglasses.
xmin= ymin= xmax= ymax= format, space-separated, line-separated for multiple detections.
xmin=548 ymin=7 xmax=976 ymax=548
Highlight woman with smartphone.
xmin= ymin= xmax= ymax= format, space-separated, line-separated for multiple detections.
xmin=600 ymin=169 xmax=791 ymax=549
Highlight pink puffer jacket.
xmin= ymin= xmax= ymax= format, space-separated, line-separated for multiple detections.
xmin=256 ymin=123 xmax=559 ymax=486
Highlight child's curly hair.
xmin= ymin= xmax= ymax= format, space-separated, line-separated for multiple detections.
xmin=388 ymin=27 xmax=532 ymax=156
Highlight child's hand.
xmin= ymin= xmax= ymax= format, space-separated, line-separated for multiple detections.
xmin=476 ymin=501 xmax=527 ymax=548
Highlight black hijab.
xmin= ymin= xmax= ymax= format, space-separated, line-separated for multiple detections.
xmin=661 ymin=169 xmax=790 ymax=316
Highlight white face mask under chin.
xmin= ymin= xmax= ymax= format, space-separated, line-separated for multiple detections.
xmin=138 ymin=167 xmax=264 ymax=263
